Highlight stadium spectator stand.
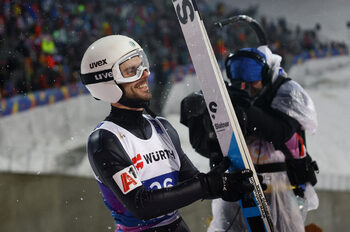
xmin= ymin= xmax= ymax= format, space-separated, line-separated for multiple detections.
xmin=0 ymin=0 xmax=347 ymax=115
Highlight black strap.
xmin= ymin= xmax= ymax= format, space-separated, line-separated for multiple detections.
xmin=279 ymin=143 xmax=295 ymax=160
xmin=80 ymin=69 xmax=114 ymax=85
xmin=254 ymin=75 xmax=291 ymax=108
xmin=255 ymin=162 xmax=287 ymax=173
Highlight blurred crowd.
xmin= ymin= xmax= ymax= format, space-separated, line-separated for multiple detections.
xmin=207 ymin=3 xmax=348 ymax=68
xmin=0 ymin=0 xmax=348 ymax=101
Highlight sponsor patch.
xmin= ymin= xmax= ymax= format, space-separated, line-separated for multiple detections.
xmin=113 ymin=165 xmax=142 ymax=194
xmin=132 ymin=154 xmax=144 ymax=170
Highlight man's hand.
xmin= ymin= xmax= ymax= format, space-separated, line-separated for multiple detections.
xmin=200 ymin=157 xmax=254 ymax=202
xmin=221 ymin=169 xmax=255 ymax=202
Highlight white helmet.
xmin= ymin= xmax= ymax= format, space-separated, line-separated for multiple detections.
xmin=80 ymin=35 xmax=150 ymax=103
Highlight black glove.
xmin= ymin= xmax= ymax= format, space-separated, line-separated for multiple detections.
xmin=180 ymin=91 xmax=222 ymax=158
xmin=180 ymin=91 xmax=207 ymax=124
xmin=199 ymin=157 xmax=254 ymax=202
xmin=209 ymin=151 xmax=223 ymax=169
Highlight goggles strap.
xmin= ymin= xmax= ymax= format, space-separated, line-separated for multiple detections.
xmin=80 ymin=69 xmax=114 ymax=85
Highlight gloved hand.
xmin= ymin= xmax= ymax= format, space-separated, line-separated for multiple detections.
xmin=209 ymin=152 xmax=223 ymax=169
xmin=180 ymin=91 xmax=207 ymax=125
xmin=199 ymin=157 xmax=254 ymax=202
xmin=180 ymin=91 xmax=222 ymax=158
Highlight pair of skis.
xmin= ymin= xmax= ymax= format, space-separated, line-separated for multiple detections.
xmin=171 ymin=1 xmax=274 ymax=231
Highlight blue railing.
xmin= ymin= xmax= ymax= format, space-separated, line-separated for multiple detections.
xmin=0 ymin=83 xmax=89 ymax=117
xmin=292 ymin=47 xmax=348 ymax=64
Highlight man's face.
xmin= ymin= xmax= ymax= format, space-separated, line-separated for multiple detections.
xmin=248 ymin=80 xmax=263 ymax=97
xmin=119 ymin=56 xmax=152 ymax=101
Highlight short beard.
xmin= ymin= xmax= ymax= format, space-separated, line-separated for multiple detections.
xmin=118 ymin=85 xmax=151 ymax=108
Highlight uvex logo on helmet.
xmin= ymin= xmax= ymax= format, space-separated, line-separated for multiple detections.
xmin=94 ymin=71 xmax=113 ymax=81
xmin=89 ymin=59 xmax=107 ymax=69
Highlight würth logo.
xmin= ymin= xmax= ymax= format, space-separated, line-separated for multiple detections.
xmin=89 ymin=59 xmax=107 ymax=69
xmin=132 ymin=149 xmax=176 ymax=169
xmin=132 ymin=154 xmax=144 ymax=171
xmin=142 ymin=149 xmax=176 ymax=164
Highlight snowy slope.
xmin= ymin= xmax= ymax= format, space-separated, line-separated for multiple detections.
xmin=289 ymin=55 xmax=350 ymax=190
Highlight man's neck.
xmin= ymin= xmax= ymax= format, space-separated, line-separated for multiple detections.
xmin=111 ymin=102 xmax=144 ymax=111
xmin=107 ymin=104 xmax=149 ymax=139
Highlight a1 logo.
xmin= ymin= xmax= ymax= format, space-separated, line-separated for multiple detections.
xmin=113 ymin=165 xmax=142 ymax=194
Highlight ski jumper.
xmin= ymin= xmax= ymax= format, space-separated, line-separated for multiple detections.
xmin=87 ymin=107 xmax=201 ymax=231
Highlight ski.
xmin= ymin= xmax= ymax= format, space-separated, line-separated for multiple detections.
xmin=171 ymin=1 xmax=274 ymax=231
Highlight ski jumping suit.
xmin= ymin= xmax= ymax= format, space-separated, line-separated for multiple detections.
xmin=87 ymin=107 xmax=202 ymax=231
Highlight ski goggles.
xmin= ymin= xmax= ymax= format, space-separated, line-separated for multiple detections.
xmin=80 ymin=49 xmax=150 ymax=86
xmin=226 ymin=49 xmax=267 ymax=83
xmin=112 ymin=49 xmax=150 ymax=84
